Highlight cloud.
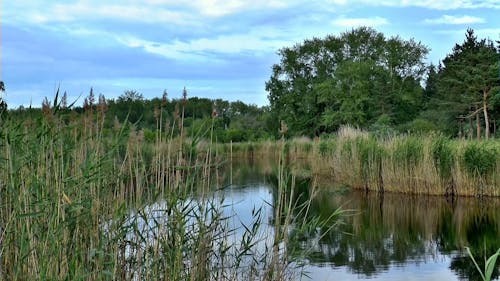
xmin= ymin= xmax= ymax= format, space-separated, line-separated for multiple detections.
xmin=4 ymin=0 xmax=293 ymax=27
xmin=118 ymin=30 xmax=291 ymax=61
xmin=424 ymin=15 xmax=485 ymax=25
xmin=144 ymin=0 xmax=290 ymax=17
xmin=328 ymin=0 xmax=500 ymax=10
xmin=332 ymin=16 xmax=389 ymax=27
xmin=19 ymin=2 xmax=197 ymax=26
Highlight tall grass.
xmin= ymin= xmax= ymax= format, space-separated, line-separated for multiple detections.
xmin=225 ymin=127 xmax=500 ymax=197
xmin=0 ymin=100 xmax=340 ymax=280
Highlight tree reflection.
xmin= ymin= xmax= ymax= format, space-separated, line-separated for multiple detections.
xmin=227 ymin=160 xmax=500 ymax=279
xmin=284 ymin=185 xmax=500 ymax=279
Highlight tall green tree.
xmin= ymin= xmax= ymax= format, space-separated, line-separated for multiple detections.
xmin=437 ymin=29 xmax=500 ymax=139
xmin=0 ymin=81 xmax=6 ymax=114
xmin=266 ymin=27 xmax=429 ymax=136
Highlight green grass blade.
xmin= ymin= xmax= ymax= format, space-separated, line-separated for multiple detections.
xmin=466 ymin=247 xmax=486 ymax=281
xmin=485 ymin=248 xmax=500 ymax=281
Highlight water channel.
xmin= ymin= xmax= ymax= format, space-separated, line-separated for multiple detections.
xmin=127 ymin=158 xmax=500 ymax=280
xmin=218 ymin=158 xmax=500 ymax=281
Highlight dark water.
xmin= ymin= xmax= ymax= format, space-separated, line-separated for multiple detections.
xmin=222 ymin=159 xmax=500 ymax=281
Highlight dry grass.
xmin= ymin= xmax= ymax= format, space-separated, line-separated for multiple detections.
xmin=225 ymin=128 xmax=500 ymax=197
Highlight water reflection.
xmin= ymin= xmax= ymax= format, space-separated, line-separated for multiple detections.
xmin=226 ymin=158 xmax=500 ymax=281
xmin=303 ymin=191 xmax=500 ymax=280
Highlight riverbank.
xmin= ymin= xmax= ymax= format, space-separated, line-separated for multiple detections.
xmin=223 ymin=128 xmax=500 ymax=197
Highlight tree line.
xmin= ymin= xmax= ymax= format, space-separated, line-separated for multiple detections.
xmin=1 ymin=85 xmax=276 ymax=142
xmin=267 ymin=27 xmax=500 ymax=139
xmin=1 ymin=27 xmax=499 ymax=141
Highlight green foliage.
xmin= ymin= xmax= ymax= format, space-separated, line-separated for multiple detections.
xmin=341 ymin=139 xmax=353 ymax=158
xmin=1 ymin=102 xmax=343 ymax=280
xmin=357 ymin=137 xmax=385 ymax=169
xmin=466 ymin=247 xmax=500 ymax=281
xmin=401 ymin=118 xmax=439 ymax=134
xmin=318 ymin=139 xmax=336 ymax=157
xmin=462 ymin=142 xmax=498 ymax=177
xmin=393 ymin=137 xmax=424 ymax=167
xmin=143 ymin=128 xmax=156 ymax=142
xmin=435 ymin=29 xmax=500 ymax=138
xmin=431 ymin=136 xmax=455 ymax=180
xmin=267 ymin=27 xmax=429 ymax=136
xmin=302 ymin=142 xmax=313 ymax=153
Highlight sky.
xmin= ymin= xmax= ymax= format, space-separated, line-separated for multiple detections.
xmin=1 ymin=0 xmax=500 ymax=108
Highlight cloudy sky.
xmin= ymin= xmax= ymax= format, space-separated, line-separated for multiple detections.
xmin=2 ymin=0 xmax=499 ymax=108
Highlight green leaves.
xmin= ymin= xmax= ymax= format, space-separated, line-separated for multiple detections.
xmin=267 ymin=27 xmax=429 ymax=136
xmin=466 ymin=247 xmax=500 ymax=281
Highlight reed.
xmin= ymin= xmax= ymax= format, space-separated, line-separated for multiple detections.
xmin=0 ymin=100 xmax=339 ymax=280
xmin=223 ymin=127 xmax=500 ymax=197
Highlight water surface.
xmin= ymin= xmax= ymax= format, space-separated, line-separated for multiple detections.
xmin=220 ymin=160 xmax=500 ymax=281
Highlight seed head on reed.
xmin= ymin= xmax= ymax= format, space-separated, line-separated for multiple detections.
xmin=279 ymin=120 xmax=288 ymax=138
xmin=97 ymin=94 xmax=107 ymax=114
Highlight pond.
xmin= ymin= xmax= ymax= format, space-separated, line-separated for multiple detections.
xmin=123 ymin=158 xmax=500 ymax=280
xmin=219 ymin=159 xmax=500 ymax=281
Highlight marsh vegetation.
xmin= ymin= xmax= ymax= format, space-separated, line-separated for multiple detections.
xmin=227 ymin=126 xmax=500 ymax=197
xmin=0 ymin=101 xmax=343 ymax=280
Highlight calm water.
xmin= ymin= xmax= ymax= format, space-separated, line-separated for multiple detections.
xmin=217 ymin=160 xmax=500 ymax=281
xmin=129 ymin=159 xmax=500 ymax=280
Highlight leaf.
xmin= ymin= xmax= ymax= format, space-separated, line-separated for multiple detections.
xmin=466 ymin=247 xmax=486 ymax=281
xmin=485 ymin=248 xmax=500 ymax=281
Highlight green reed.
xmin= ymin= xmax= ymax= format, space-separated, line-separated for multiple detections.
xmin=224 ymin=128 xmax=500 ymax=196
xmin=0 ymin=101 xmax=339 ymax=280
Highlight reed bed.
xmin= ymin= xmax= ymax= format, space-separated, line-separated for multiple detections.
xmin=0 ymin=103 xmax=340 ymax=280
xmin=226 ymin=127 xmax=500 ymax=197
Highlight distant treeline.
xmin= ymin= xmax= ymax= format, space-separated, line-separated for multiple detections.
xmin=1 ymin=27 xmax=499 ymax=141
xmin=1 ymin=88 xmax=277 ymax=142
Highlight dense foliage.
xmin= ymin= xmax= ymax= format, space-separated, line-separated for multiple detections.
xmin=266 ymin=27 xmax=429 ymax=136
xmin=4 ymin=89 xmax=276 ymax=142
xmin=1 ymin=28 xmax=500 ymax=140
xmin=267 ymin=27 xmax=500 ymax=138
xmin=423 ymin=29 xmax=500 ymax=139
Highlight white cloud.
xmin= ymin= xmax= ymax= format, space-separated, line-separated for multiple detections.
xmin=118 ymin=30 xmax=291 ymax=61
xmin=23 ymin=2 xmax=197 ymax=25
xmin=144 ymin=0 xmax=290 ymax=16
xmin=424 ymin=15 xmax=485 ymax=25
xmin=328 ymin=0 xmax=500 ymax=9
xmin=332 ymin=16 xmax=389 ymax=27
xmin=7 ymin=0 xmax=293 ymax=25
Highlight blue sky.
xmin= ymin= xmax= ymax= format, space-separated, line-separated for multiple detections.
xmin=2 ymin=0 xmax=500 ymax=108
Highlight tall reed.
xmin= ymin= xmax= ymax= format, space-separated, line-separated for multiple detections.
xmin=224 ymin=127 xmax=500 ymax=197
xmin=0 ymin=99 xmax=340 ymax=280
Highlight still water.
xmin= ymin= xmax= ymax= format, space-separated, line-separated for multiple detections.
xmin=219 ymin=159 xmax=500 ymax=281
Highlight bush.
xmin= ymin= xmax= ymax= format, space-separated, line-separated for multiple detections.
xmin=143 ymin=128 xmax=156 ymax=143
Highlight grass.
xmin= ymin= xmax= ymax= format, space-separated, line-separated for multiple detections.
xmin=226 ymin=127 xmax=500 ymax=197
xmin=467 ymin=247 xmax=500 ymax=281
xmin=0 ymin=100 xmax=342 ymax=280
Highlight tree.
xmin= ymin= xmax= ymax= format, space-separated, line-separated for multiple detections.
xmin=119 ymin=90 xmax=144 ymax=102
xmin=437 ymin=29 xmax=500 ymax=139
xmin=266 ymin=27 xmax=429 ymax=136
xmin=0 ymin=81 xmax=6 ymax=113
xmin=423 ymin=64 xmax=439 ymax=107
